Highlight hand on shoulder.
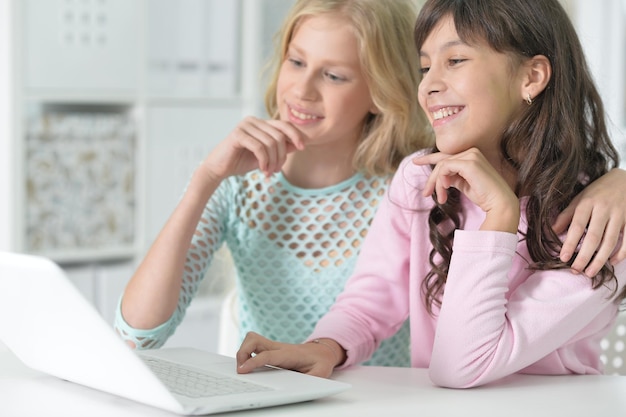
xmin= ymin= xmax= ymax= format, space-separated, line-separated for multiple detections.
xmin=553 ymin=167 xmax=626 ymax=276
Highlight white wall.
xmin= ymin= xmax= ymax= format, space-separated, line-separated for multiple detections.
xmin=570 ymin=0 xmax=626 ymax=165
xmin=0 ymin=0 xmax=13 ymax=251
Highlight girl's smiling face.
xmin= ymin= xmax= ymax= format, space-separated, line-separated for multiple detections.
xmin=417 ymin=15 xmax=527 ymax=165
xmin=276 ymin=14 xmax=376 ymax=149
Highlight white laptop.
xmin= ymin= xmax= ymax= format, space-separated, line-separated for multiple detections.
xmin=0 ymin=251 xmax=350 ymax=415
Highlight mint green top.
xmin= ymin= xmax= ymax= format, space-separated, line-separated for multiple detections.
xmin=115 ymin=170 xmax=410 ymax=367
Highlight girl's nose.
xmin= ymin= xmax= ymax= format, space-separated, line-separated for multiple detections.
xmin=293 ymin=72 xmax=318 ymax=100
xmin=419 ymin=66 xmax=443 ymax=97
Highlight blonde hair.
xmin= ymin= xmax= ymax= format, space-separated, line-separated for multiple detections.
xmin=264 ymin=0 xmax=432 ymax=176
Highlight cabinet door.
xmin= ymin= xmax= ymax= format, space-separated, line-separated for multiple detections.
xmin=22 ymin=0 xmax=140 ymax=92
xmin=146 ymin=0 xmax=240 ymax=98
xmin=144 ymin=105 xmax=242 ymax=245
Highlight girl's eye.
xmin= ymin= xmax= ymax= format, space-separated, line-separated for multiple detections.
xmin=288 ymin=57 xmax=304 ymax=67
xmin=325 ymin=72 xmax=346 ymax=82
xmin=419 ymin=66 xmax=430 ymax=74
xmin=449 ymin=58 xmax=466 ymax=66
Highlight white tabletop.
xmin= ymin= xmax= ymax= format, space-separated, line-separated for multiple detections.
xmin=2 ymin=342 xmax=625 ymax=417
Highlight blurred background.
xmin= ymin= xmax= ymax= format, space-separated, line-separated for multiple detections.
xmin=0 ymin=0 xmax=624 ymax=353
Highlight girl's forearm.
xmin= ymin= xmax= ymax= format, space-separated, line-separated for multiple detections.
xmin=120 ymin=168 xmax=222 ymax=329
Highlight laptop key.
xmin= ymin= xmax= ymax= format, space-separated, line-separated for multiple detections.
xmin=142 ymin=357 xmax=274 ymax=399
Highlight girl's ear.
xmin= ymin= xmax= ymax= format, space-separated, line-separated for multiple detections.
xmin=521 ymin=55 xmax=551 ymax=103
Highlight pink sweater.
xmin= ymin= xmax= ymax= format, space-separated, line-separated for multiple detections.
xmin=310 ymin=152 xmax=626 ymax=388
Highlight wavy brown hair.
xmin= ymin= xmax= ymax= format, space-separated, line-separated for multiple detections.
xmin=414 ymin=0 xmax=622 ymax=313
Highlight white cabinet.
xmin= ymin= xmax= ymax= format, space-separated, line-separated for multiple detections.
xmin=22 ymin=0 xmax=141 ymax=93
xmin=143 ymin=105 xmax=243 ymax=245
xmin=15 ymin=0 xmax=143 ymax=262
xmin=9 ymin=0 xmax=299 ymax=261
xmin=12 ymin=0 xmax=245 ymax=263
xmin=146 ymin=0 xmax=240 ymax=99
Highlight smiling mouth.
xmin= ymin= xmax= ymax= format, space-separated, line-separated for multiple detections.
xmin=289 ymin=106 xmax=321 ymax=121
xmin=432 ymin=106 xmax=462 ymax=121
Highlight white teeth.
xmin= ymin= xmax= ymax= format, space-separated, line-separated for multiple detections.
xmin=290 ymin=107 xmax=318 ymax=120
xmin=432 ymin=107 xmax=460 ymax=120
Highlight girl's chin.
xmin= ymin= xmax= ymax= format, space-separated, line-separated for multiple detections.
xmin=434 ymin=140 xmax=455 ymax=153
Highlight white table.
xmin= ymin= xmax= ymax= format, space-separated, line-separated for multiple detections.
xmin=2 ymin=342 xmax=625 ymax=417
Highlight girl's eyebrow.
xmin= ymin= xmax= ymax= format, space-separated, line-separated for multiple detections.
xmin=419 ymin=39 xmax=465 ymax=58
xmin=286 ymin=43 xmax=301 ymax=54
xmin=288 ymin=41 xmax=359 ymax=69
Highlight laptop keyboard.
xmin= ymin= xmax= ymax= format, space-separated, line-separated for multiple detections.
xmin=142 ymin=356 xmax=274 ymax=399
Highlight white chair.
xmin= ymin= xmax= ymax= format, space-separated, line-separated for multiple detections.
xmin=600 ymin=311 xmax=626 ymax=375
xmin=217 ymin=287 xmax=240 ymax=357
xmin=193 ymin=245 xmax=239 ymax=356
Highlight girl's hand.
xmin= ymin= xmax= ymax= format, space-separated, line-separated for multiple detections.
xmin=200 ymin=117 xmax=305 ymax=181
xmin=236 ymin=332 xmax=339 ymax=378
xmin=553 ymin=168 xmax=626 ymax=276
xmin=413 ymin=148 xmax=520 ymax=234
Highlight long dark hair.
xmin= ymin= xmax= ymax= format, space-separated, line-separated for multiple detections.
xmin=414 ymin=0 xmax=622 ymax=313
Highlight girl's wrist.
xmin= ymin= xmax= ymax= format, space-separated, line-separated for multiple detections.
xmin=196 ymin=160 xmax=225 ymax=184
xmin=481 ymin=201 xmax=520 ymax=234
xmin=184 ymin=165 xmax=222 ymax=203
xmin=307 ymin=338 xmax=346 ymax=367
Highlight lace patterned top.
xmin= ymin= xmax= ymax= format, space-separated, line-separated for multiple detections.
xmin=115 ymin=170 xmax=411 ymax=367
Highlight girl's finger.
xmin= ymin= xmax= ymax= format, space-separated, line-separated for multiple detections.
xmin=610 ymin=233 xmax=626 ymax=265
xmin=266 ymin=119 xmax=306 ymax=151
xmin=239 ymin=123 xmax=290 ymax=174
xmin=581 ymin=216 xmax=619 ymax=277
xmin=412 ymin=151 xmax=451 ymax=166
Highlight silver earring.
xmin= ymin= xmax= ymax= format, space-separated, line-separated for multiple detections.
xmin=526 ymin=93 xmax=533 ymax=105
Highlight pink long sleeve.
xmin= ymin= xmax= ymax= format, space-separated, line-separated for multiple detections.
xmin=310 ymin=152 xmax=626 ymax=388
